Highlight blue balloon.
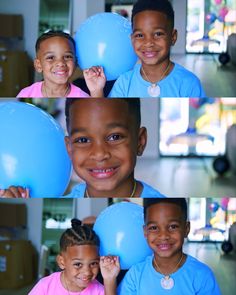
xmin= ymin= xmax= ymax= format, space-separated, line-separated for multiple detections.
xmin=93 ymin=202 xmax=152 ymax=269
xmin=0 ymin=101 xmax=71 ymax=197
xmin=75 ymin=12 xmax=137 ymax=81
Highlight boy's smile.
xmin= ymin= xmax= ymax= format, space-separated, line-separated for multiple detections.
xmin=65 ymin=99 xmax=147 ymax=197
xmin=144 ymin=202 xmax=190 ymax=269
xmin=132 ymin=10 xmax=177 ymax=78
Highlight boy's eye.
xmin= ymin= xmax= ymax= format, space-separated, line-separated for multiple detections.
xmin=147 ymin=225 xmax=158 ymax=232
xmin=154 ymin=31 xmax=164 ymax=37
xmin=73 ymin=137 xmax=90 ymax=144
xmin=169 ymin=224 xmax=179 ymax=230
xmin=133 ymin=33 xmax=143 ymax=39
xmin=107 ymin=134 xmax=123 ymax=141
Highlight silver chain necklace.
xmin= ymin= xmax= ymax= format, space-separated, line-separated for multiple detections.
xmin=43 ymin=82 xmax=70 ymax=97
xmin=141 ymin=61 xmax=171 ymax=97
xmin=153 ymin=253 xmax=184 ymax=290
xmin=85 ymin=180 xmax=137 ymax=198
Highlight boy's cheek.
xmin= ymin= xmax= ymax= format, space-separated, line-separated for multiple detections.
xmin=64 ymin=136 xmax=72 ymax=158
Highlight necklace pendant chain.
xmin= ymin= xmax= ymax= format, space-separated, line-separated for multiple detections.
xmin=43 ymin=82 xmax=70 ymax=97
xmin=142 ymin=61 xmax=171 ymax=97
xmin=153 ymin=253 xmax=184 ymax=290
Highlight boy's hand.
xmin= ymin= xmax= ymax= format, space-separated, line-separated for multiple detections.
xmin=100 ymin=255 xmax=120 ymax=281
xmin=0 ymin=186 xmax=30 ymax=198
xmin=83 ymin=66 xmax=106 ymax=97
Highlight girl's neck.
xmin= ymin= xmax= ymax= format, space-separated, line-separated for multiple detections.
xmin=61 ymin=271 xmax=84 ymax=293
xmin=42 ymin=81 xmax=71 ymax=97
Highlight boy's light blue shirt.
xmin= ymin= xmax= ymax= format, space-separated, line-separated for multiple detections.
xmin=109 ymin=63 xmax=206 ymax=98
xmin=64 ymin=181 xmax=166 ymax=198
xmin=118 ymin=254 xmax=221 ymax=295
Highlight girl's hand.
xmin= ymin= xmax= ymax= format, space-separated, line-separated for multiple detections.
xmin=0 ymin=186 xmax=30 ymax=198
xmin=100 ymin=255 xmax=120 ymax=280
xmin=83 ymin=66 xmax=106 ymax=97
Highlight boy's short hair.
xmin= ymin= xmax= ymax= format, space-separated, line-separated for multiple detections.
xmin=143 ymin=198 xmax=188 ymax=221
xmin=131 ymin=0 xmax=174 ymax=29
xmin=65 ymin=98 xmax=141 ymax=133
xmin=59 ymin=218 xmax=100 ymax=252
xmin=35 ymin=30 xmax=76 ymax=53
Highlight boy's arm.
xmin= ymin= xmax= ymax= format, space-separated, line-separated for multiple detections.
xmin=0 ymin=186 xmax=30 ymax=198
xmin=100 ymin=256 xmax=120 ymax=295
xmin=83 ymin=66 xmax=106 ymax=97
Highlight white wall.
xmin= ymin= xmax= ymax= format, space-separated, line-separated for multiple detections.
xmin=141 ymin=99 xmax=160 ymax=158
xmin=71 ymin=0 xmax=105 ymax=37
xmin=0 ymin=0 xmax=40 ymax=59
xmin=172 ymin=0 xmax=187 ymax=54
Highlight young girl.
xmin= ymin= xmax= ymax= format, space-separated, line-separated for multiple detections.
xmin=17 ymin=31 xmax=97 ymax=98
xmin=29 ymin=218 xmax=120 ymax=295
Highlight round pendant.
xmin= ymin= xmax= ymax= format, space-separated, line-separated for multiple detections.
xmin=147 ymin=84 xmax=160 ymax=97
xmin=160 ymin=276 xmax=174 ymax=290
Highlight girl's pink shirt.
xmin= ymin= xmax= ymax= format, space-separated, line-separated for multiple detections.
xmin=17 ymin=82 xmax=89 ymax=97
xmin=28 ymin=272 xmax=104 ymax=295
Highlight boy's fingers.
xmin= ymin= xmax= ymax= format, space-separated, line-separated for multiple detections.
xmin=8 ymin=186 xmax=23 ymax=198
xmin=0 ymin=189 xmax=6 ymax=197
xmin=18 ymin=187 xmax=30 ymax=198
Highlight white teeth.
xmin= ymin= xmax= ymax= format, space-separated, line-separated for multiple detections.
xmin=92 ymin=168 xmax=113 ymax=173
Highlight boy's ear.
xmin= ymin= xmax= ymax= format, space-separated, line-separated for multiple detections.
xmin=171 ymin=29 xmax=177 ymax=46
xmin=184 ymin=221 xmax=190 ymax=238
xmin=34 ymin=58 xmax=43 ymax=73
xmin=143 ymin=224 xmax=147 ymax=238
xmin=65 ymin=136 xmax=72 ymax=159
xmin=56 ymin=253 xmax=65 ymax=270
xmin=137 ymin=127 xmax=147 ymax=156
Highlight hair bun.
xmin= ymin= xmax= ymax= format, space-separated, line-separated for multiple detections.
xmin=71 ymin=218 xmax=82 ymax=229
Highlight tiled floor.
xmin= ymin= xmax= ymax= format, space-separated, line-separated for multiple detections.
xmin=135 ymin=157 xmax=236 ymax=197
xmin=172 ymin=53 xmax=236 ymax=97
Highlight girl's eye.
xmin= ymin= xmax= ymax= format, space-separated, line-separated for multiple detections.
xmin=74 ymin=263 xmax=82 ymax=268
xmin=64 ymin=54 xmax=74 ymax=60
xmin=46 ymin=56 xmax=54 ymax=60
xmin=108 ymin=134 xmax=122 ymax=141
xmin=90 ymin=261 xmax=99 ymax=267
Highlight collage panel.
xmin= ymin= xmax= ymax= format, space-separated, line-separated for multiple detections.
xmin=0 ymin=0 xmax=236 ymax=98
xmin=0 ymin=198 xmax=236 ymax=295
xmin=0 ymin=97 xmax=236 ymax=198
xmin=0 ymin=0 xmax=236 ymax=295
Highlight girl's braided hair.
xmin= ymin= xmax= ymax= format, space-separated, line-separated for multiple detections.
xmin=59 ymin=218 xmax=100 ymax=252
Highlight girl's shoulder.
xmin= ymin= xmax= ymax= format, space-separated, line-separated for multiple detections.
xmin=69 ymin=84 xmax=90 ymax=97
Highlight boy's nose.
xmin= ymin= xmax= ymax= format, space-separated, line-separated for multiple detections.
xmin=144 ymin=36 xmax=155 ymax=47
xmin=90 ymin=142 xmax=110 ymax=161
xmin=157 ymin=230 xmax=170 ymax=240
